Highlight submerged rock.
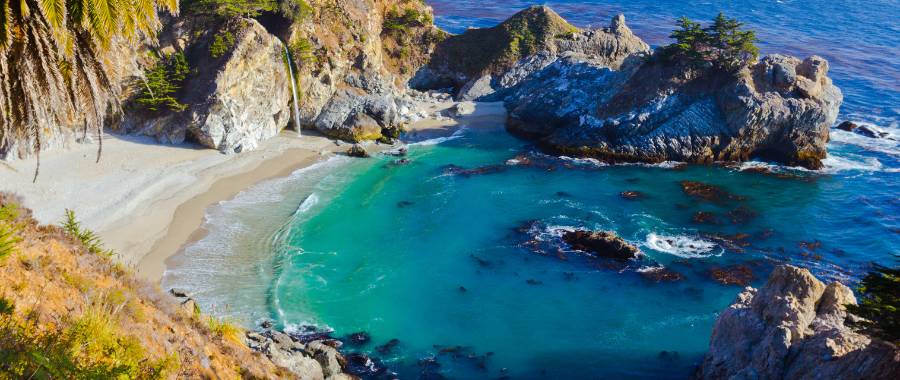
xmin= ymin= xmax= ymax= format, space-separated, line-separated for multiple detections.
xmin=695 ymin=265 xmax=900 ymax=379
xmin=619 ymin=191 xmax=644 ymax=200
xmin=639 ymin=267 xmax=685 ymax=282
xmin=561 ymin=230 xmax=640 ymax=260
xmin=707 ymin=264 xmax=756 ymax=286
xmin=680 ymin=181 xmax=744 ymax=203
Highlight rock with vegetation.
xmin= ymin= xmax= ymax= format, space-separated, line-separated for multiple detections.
xmin=411 ymin=6 xmax=650 ymax=100
xmin=695 ymin=265 xmax=900 ymax=380
xmin=286 ymin=0 xmax=444 ymax=142
xmin=500 ymin=12 xmax=841 ymax=169
xmin=123 ymin=18 xmax=291 ymax=153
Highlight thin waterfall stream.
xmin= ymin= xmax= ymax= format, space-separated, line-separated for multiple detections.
xmin=284 ymin=43 xmax=301 ymax=136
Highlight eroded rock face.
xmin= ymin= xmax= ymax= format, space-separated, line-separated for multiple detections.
xmin=191 ymin=19 xmax=292 ymax=153
xmin=245 ymin=330 xmax=352 ymax=380
xmin=502 ymin=45 xmax=841 ymax=168
xmin=411 ymin=8 xmax=650 ymax=100
xmin=695 ymin=265 xmax=900 ymax=380
xmin=121 ymin=18 xmax=290 ymax=153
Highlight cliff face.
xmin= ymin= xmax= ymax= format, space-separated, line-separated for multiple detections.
xmin=695 ymin=265 xmax=899 ymax=380
xmin=2 ymin=0 xmax=443 ymax=159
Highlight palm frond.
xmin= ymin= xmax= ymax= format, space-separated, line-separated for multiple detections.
xmin=37 ymin=0 xmax=65 ymax=29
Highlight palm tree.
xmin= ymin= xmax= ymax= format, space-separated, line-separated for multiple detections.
xmin=0 ymin=0 xmax=178 ymax=181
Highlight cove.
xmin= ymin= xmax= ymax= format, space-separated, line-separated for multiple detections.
xmin=163 ymin=108 xmax=898 ymax=378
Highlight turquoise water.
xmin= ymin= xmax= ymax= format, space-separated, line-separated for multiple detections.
xmin=163 ymin=1 xmax=899 ymax=378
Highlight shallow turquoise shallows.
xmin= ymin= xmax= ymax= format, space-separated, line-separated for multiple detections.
xmin=163 ymin=1 xmax=899 ymax=378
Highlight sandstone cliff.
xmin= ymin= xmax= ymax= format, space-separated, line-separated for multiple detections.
xmin=695 ymin=265 xmax=899 ymax=380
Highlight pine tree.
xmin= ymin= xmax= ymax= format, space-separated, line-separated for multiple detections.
xmin=847 ymin=260 xmax=900 ymax=344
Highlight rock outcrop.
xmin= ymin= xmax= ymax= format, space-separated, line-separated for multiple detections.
xmin=562 ymin=230 xmax=641 ymax=260
xmin=695 ymin=265 xmax=899 ymax=380
xmin=499 ymin=31 xmax=841 ymax=168
xmin=245 ymin=330 xmax=354 ymax=380
xmin=122 ymin=18 xmax=291 ymax=153
xmin=411 ymin=6 xmax=650 ymax=100
xmin=420 ymin=8 xmax=841 ymax=169
xmin=287 ymin=0 xmax=444 ymax=142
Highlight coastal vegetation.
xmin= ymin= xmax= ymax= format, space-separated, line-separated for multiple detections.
xmin=134 ymin=52 xmax=191 ymax=113
xmin=847 ymin=261 xmax=900 ymax=343
xmin=664 ymin=12 xmax=760 ymax=72
xmin=0 ymin=193 xmax=294 ymax=378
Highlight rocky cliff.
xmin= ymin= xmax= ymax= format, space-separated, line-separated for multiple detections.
xmin=416 ymin=7 xmax=842 ymax=169
xmin=411 ymin=6 xmax=650 ymax=100
xmin=2 ymin=0 xmax=443 ymax=159
xmin=695 ymin=265 xmax=899 ymax=380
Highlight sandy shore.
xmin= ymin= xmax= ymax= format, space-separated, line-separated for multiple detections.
xmin=0 ymin=131 xmax=341 ymax=279
xmin=0 ymin=101 xmax=505 ymax=282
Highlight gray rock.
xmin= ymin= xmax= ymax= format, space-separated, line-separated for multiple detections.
xmin=504 ymin=52 xmax=841 ymax=169
xmin=457 ymin=75 xmax=495 ymax=101
xmin=307 ymin=340 xmax=345 ymax=378
xmin=448 ymin=102 xmax=476 ymax=117
xmin=120 ymin=19 xmax=291 ymax=153
xmin=694 ymin=265 xmax=900 ymax=380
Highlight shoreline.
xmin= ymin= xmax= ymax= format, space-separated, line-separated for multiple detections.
xmin=0 ymin=101 xmax=501 ymax=283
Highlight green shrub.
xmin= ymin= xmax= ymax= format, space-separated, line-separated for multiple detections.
xmin=383 ymin=7 xmax=431 ymax=36
xmin=665 ymin=12 xmax=759 ymax=72
xmin=210 ymin=31 xmax=236 ymax=58
xmin=135 ymin=52 xmax=190 ymax=112
xmin=289 ymin=35 xmax=317 ymax=66
xmin=278 ymin=0 xmax=313 ymax=21
xmin=0 ymin=201 xmax=21 ymax=261
xmin=61 ymin=209 xmax=112 ymax=257
xmin=187 ymin=0 xmax=276 ymax=19
xmin=847 ymin=260 xmax=899 ymax=344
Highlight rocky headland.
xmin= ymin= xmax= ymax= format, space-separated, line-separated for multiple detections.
xmin=695 ymin=265 xmax=899 ymax=379
xmin=413 ymin=6 xmax=842 ymax=169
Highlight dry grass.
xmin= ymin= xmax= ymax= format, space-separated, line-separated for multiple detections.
xmin=0 ymin=193 xmax=296 ymax=379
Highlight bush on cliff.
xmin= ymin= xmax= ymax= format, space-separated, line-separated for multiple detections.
xmin=847 ymin=260 xmax=900 ymax=344
xmin=665 ymin=12 xmax=759 ymax=72
xmin=135 ymin=52 xmax=190 ymax=113
xmin=188 ymin=0 xmax=276 ymax=18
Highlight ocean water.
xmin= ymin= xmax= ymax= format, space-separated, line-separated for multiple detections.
xmin=162 ymin=1 xmax=899 ymax=379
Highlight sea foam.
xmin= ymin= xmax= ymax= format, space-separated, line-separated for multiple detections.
xmin=644 ymin=233 xmax=721 ymax=258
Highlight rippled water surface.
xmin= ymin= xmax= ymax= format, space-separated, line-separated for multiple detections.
xmin=164 ymin=1 xmax=899 ymax=379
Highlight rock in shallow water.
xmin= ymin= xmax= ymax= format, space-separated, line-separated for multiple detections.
xmin=561 ymin=230 xmax=640 ymax=260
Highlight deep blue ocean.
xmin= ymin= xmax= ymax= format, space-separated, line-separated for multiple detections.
xmin=163 ymin=1 xmax=899 ymax=379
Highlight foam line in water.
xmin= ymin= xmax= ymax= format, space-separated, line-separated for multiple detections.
xmin=408 ymin=126 xmax=468 ymax=146
xmin=644 ymin=233 xmax=721 ymax=258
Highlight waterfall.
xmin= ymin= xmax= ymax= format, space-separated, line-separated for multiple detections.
xmin=284 ymin=44 xmax=302 ymax=136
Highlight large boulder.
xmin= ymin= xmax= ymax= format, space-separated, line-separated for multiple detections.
xmin=694 ymin=265 xmax=900 ymax=380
